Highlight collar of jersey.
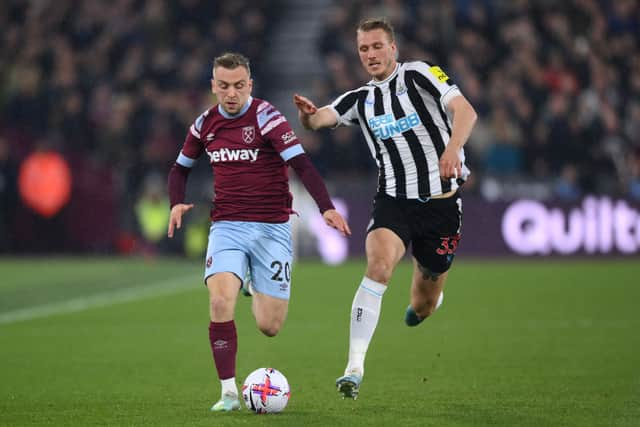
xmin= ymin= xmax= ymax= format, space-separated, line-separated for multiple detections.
xmin=367 ymin=63 xmax=400 ymax=86
xmin=218 ymin=96 xmax=253 ymax=119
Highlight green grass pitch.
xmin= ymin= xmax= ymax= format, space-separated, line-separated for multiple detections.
xmin=0 ymin=257 xmax=638 ymax=426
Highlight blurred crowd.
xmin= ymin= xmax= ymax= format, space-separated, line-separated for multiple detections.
xmin=310 ymin=0 xmax=640 ymax=200
xmin=1 ymin=0 xmax=639 ymax=253
xmin=0 ymin=0 xmax=280 ymax=252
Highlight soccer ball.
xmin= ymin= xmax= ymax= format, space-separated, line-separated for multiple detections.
xmin=241 ymin=368 xmax=290 ymax=414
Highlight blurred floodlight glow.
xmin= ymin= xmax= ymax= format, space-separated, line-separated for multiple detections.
xmin=310 ymin=198 xmax=349 ymax=265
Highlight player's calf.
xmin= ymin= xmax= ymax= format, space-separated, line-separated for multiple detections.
xmin=405 ymin=292 xmax=444 ymax=327
xmin=257 ymin=323 xmax=280 ymax=337
xmin=253 ymin=293 xmax=288 ymax=337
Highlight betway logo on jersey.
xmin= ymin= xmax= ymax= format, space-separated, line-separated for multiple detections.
xmin=206 ymin=148 xmax=259 ymax=163
xmin=368 ymin=113 xmax=420 ymax=139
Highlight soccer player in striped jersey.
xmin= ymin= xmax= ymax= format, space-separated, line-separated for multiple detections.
xmin=293 ymin=18 xmax=477 ymax=399
xmin=167 ymin=52 xmax=350 ymax=412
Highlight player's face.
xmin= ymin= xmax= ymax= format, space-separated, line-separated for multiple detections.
xmin=357 ymin=29 xmax=397 ymax=81
xmin=211 ymin=66 xmax=253 ymax=115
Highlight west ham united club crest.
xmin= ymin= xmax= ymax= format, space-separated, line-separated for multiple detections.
xmin=242 ymin=126 xmax=255 ymax=144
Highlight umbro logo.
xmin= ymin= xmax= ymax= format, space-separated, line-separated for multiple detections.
xmin=214 ymin=339 xmax=228 ymax=349
xmin=206 ymin=133 xmax=215 ymax=141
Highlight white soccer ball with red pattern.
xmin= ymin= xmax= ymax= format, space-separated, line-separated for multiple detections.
xmin=241 ymin=368 xmax=290 ymax=414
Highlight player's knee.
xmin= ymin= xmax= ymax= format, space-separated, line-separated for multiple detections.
xmin=418 ymin=264 xmax=442 ymax=281
xmin=209 ymin=294 xmax=233 ymax=317
xmin=366 ymin=259 xmax=393 ymax=284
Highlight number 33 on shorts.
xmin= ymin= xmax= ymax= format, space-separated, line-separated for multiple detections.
xmin=436 ymin=234 xmax=461 ymax=255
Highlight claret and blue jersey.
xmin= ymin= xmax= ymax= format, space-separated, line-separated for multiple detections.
xmin=176 ymin=96 xmax=305 ymax=223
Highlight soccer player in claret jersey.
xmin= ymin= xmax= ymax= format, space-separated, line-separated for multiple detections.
xmin=167 ymin=52 xmax=350 ymax=412
xmin=294 ymin=18 xmax=477 ymax=399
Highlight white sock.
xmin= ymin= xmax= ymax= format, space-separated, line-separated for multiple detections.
xmin=220 ymin=378 xmax=238 ymax=397
xmin=436 ymin=291 xmax=444 ymax=311
xmin=345 ymin=277 xmax=387 ymax=377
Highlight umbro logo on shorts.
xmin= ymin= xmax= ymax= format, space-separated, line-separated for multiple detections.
xmin=213 ymin=340 xmax=228 ymax=349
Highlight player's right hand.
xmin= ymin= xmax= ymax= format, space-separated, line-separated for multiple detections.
xmin=167 ymin=203 xmax=194 ymax=238
xmin=293 ymin=94 xmax=318 ymax=115
xmin=439 ymin=147 xmax=462 ymax=180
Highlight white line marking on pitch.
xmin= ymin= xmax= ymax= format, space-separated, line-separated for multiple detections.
xmin=0 ymin=276 xmax=201 ymax=325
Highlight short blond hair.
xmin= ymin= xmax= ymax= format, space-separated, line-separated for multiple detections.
xmin=212 ymin=52 xmax=251 ymax=77
xmin=357 ymin=18 xmax=395 ymax=42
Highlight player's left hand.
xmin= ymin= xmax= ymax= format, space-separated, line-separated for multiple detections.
xmin=322 ymin=209 xmax=351 ymax=237
xmin=439 ymin=147 xmax=462 ymax=180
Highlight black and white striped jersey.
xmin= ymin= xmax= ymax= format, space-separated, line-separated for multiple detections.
xmin=329 ymin=61 xmax=470 ymax=199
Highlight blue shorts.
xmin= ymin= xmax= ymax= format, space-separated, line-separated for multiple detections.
xmin=204 ymin=220 xmax=293 ymax=300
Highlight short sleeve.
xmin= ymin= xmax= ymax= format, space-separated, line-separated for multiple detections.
xmin=176 ymin=109 xmax=208 ymax=167
xmin=406 ymin=61 xmax=461 ymax=108
xmin=257 ymin=101 xmax=305 ymax=161
xmin=330 ymin=89 xmax=361 ymax=127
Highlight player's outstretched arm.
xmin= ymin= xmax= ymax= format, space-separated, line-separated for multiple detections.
xmin=293 ymin=94 xmax=338 ymax=130
xmin=167 ymin=203 xmax=194 ymax=238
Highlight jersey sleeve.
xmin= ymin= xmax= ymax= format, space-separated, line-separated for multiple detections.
xmin=176 ymin=109 xmax=208 ymax=167
xmin=257 ymin=101 xmax=305 ymax=162
xmin=329 ymin=89 xmax=361 ymax=127
xmin=407 ymin=61 xmax=462 ymax=108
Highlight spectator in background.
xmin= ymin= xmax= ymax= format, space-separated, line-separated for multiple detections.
xmin=629 ymin=149 xmax=640 ymax=200
xmin=554 ymin=164 xmax=581 ymax=201
xmin=0 ymin=0 xmax=282 ymax=252
xmin=484 ymin=105 xmax=523 ymax=176
xmin=134 ymin=173 xmax=170 ymax=255
xmin=0 ymin=136 xmax=18 ymax=252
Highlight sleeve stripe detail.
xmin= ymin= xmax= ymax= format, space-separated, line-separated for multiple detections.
xmin=190 ymin=124 xmax=201 ymax=139
xmin=260 ymin=116 xmax=287 ymax=136
xmin=177 ymin=152 xmax=196 ymax=168
xmin=280 ymin=144 xmax=305 ymax=161
xmin=194 ymin=114 xmax=205 ymax=131
xmin=257 ymin=109 xmax=281 ymax=128
xmin=360 ymin=285 xmax=383 ymax=297
xmin=257 ymin=101 xmax=270 ymax=113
